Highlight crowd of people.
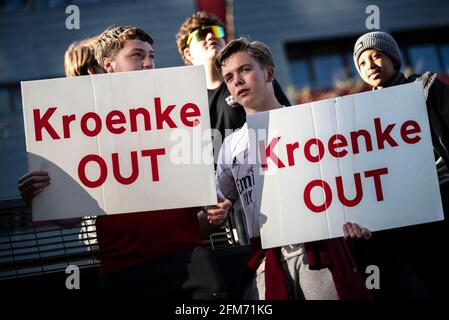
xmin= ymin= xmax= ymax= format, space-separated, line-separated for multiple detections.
xmin=17 ymin=11 xmax=449 ymax=300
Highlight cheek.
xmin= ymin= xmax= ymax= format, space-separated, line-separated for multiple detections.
xmin=129 ymin=60 xmax=143 ymax=70
xmin=375 ymin=60 xmax=384 ymax=68
xmin=217 ymin=39 xmax=226 ymax=49
xmin=361 ymin=67 xmax=368 ymax=77
xmin=360 ymin=68 xmax=372 ymax=83
xmin=387 ymin=63 xmax=396 ymax=75
xmin=114 ymin=58 xmax=129 ymax=70
xmin=128 ymin=58 xmax=138 ymax=65
xmin=360 ymin=66 xmax=369 ymax=77
xmin=191 ymin=43 xmax=205 ymax=54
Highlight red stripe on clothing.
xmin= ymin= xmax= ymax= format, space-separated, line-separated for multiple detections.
xmin=96 ymin=208 xmax=203 ymax=275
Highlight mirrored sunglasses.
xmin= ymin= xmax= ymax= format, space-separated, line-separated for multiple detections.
xmin=186 ymin=25 xmax=225 ymax=47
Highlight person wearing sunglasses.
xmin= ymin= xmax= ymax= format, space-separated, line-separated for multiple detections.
xmin=186 ymin=25 xmax=226 ymax=50
xmin=176 ymin=11 xmax=290 ymax=158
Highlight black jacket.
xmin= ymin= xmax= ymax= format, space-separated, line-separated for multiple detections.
xmin=387 ymin=72 xmax=449 ymax=170
xmin=354 ymin=72 xmax=449 ymax=299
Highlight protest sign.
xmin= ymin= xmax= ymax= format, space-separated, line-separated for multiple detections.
xmin=21 ymin=66 xmax=216 ymax=221
xmin=247 ymin=82 xmax=444 ymax=248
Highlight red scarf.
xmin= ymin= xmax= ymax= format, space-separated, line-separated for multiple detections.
xmin=245 ymin=237 xmax=372 ymax=300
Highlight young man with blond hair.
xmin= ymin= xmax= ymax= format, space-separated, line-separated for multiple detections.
xmin=214 ymin=37 xmax=372 ymax=300
xmin=19 ymin=25 xmax=230 ymax=299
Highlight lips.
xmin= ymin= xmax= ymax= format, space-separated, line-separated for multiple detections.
xmin=368 ymin=70 xmax=381 ymax=79
xmin=206 ymin=41 xmax=218 ymax=49
xmin=237 ymin=89 xmax=250 ymax=97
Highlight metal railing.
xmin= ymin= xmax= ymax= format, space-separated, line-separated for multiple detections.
xmin=0 ymin=198 xmax=247 ymax=281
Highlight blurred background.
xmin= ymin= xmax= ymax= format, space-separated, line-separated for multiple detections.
xmin=1 ymin=0 xmax=449 ymax=200
xmin=0 ymin=0 xmax=448 ymax=296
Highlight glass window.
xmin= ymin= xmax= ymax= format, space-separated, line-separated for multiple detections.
xmin=346 ymin=53 xmax=360 ymax=80
xmin=0 ymin=88 xmax=10 ymax=116
xmin=0 ymin=86 xmax=27 ymax=200
xmin=408 ymin=45 xmax=441 ymax=74
xmin=47 ymin=0 xmax=66 ymax=8
xmin=48 ymin=0 xmax=119 ymax=8
xmin=72 ymin=0 xmax=102 ymax=4
xmin=440 ymin=45 xmax=449 ymax=75
xmin=312 ymin=55 xmax=345 ymax=89
xmin=289 ymin=59 xmax=310 ymax=89
xmin=0 ymin=0 xmax=26 ymax=11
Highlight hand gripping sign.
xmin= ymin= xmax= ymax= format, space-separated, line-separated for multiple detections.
xmin=247 ymin=82 xmax=444 ymax=248
xmin=21 ymin=66 xmax=216 ymax=221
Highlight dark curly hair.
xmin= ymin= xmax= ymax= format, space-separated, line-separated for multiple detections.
xmin=95 ymin=26 xmax=153 ymax=65
xmin=176 ymin=11 xmax=224 ymax=64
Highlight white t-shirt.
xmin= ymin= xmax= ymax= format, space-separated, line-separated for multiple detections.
xmin=217 ymin=122 xmax=305 ymax=259
xmin=216 ymin=123 xmax=261 ymax=238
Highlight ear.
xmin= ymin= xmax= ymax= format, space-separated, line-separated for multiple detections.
xmin=266 ymin=66 xmax=275 ymax=83
xmin=87 ymin=67 xmax=97 ymax=75
xmin=183 ymin=47 xmax=193 ymax=65
xmin=88 ymin=64 xmax=105 ymax=75
xmin=102 ymin=57 xmax=115 ymax=73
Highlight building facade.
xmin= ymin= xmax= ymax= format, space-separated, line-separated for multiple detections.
xmin=1 ymin=0 xmax=448 ymax=198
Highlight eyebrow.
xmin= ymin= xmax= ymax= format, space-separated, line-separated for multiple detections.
xmin=128 ymin=48 xmax=155 ymax=55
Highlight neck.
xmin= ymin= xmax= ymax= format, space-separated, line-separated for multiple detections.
xmin=244 ymin=94 xmax=282 ymax=116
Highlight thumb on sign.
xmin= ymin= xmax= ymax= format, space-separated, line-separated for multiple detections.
xmin=207 ymin=195 xmax=232 ymax=226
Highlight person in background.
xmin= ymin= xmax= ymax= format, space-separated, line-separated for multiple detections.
xmin=176 ymin=11 xmax=290 ymax=155
xmin=176 ymin=11 xmax=292 ymax=250
xmin=353 ymin=31 xmax=449 ymax=299
xmin=215 ymin=37 xmax=372 ymax=300
xmin=18 ymin=26 xmax=231 ymax=299
xmin=64 ymin=36 xmax=105 ymax=77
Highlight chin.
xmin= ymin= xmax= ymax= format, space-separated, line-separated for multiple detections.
xmin=208 ymin=49 xmax=220 ymax=57
xmin=237 ymin=97 xmax=250 ymax=107
xmin=366 ymin=79 xmax=381 ymax=87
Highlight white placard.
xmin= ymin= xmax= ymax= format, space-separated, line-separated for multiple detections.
xmin=247 ymin=82 xmax=444 ymax=248
xmin=21 ymin=65 xmax=216 ymax=221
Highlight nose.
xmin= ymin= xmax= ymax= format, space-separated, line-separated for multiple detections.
xmin=365 ymin=58 xmax=375 ymax=69
xmin=205 ymin=31 xmax=216 ymax=42
xmin=143 ymin=56 xmax=154 ymax=69
xmin=232 ymin=73 xmax=244 ymax=87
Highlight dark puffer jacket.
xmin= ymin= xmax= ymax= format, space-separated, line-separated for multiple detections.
xmin=353 ymin=72 xmax=449 ymax=299
xmin=386 ymin=72 xmax=449 ymax=169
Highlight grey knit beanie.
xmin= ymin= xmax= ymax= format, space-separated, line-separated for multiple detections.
xmin=353 ymin=31 xmax=402 ymax=75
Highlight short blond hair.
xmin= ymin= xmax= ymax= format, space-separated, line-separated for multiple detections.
xmin=64 ymin=36 xmax=104 ymax=77
xmin=94 ymin=26 xmax=153 ymax=65
xmin=215 ymin=37 xmax=274 ymax=73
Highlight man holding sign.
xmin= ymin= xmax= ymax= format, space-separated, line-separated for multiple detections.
xmin=19 ymin=26 xmax=230 ymax=299
xmin=353 ymin=31 xmax=449 ymax=299
xmin=214 ymin=37 xmax=372 ymax=300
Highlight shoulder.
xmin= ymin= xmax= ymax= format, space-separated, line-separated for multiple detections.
xmin=218 ymin=124 xmax=248 ymax=163
xmin=403 ymin=72 xmax=439 ymax=99
xmin=408 ymin=71 xmax=437 ymax=87
xmin=223 ymin=123 xmax=248 ymax=146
